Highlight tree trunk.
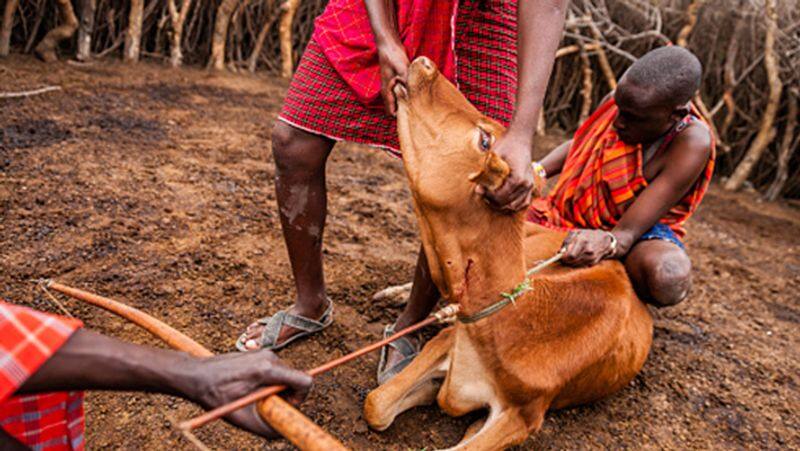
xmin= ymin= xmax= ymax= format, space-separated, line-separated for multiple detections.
xmin=764 ymin=90 xmax=798 ymax=201
xmin=167 ymin=0 xmax=192 ymax=67
xmin=280 ymin=0 xmax=301 ymax=78
xmin=34 ymin=0 xmax=79 ymax=63
xmin=247 ymin=0 xmax=277 ymax=72
xmin=0 ymin=0 xmax=19 ymax=57
xmin=724 ymin=0 xmax=782 ymax=191
xmin=209 ymin=0 xmax=239 ymax=70
xmin=76 ymin=0 xmax=96 ymax=61
xmin=124 ymin=0 xmax=144 ymax=62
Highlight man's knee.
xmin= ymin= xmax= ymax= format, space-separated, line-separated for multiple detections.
xmin=645 ymin=256 xmax=692 ymax=307
xmin=271 ymin=121 xmax=329 ymax=175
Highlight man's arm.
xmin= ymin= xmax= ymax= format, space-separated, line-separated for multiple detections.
xmin=538 ymin=139 xmax=572 ymax=178
xmin=481 ymin=0 xmax=568 ymax=212
xmin=365 ymin=0 xmax=409 ymax=116
xmin=561 ymin=124 xmax=711 ymax=266
xmin=16 ymin=329 xmax=312 ymax=439
xmin=611 ymin=125 xmax=711 ymax=253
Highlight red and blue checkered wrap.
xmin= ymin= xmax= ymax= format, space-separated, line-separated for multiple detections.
xmin=279 ymin=0 xmax=518 ymax=154
xmin=0 ymin=301 xmax=85 ymax=450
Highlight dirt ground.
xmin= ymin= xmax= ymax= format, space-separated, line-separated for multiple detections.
xmin=1 ymin=56 xmax=798 ymax=450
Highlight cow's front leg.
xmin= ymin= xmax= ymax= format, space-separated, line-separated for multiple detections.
xmin=364 ymin=327 xmax=454 ymax=430
xmin=444 ymin=406 xmax=529 ymax=451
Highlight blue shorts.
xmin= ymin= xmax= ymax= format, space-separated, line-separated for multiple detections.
xmin=639 ymin=223 xmax=685 ymax=250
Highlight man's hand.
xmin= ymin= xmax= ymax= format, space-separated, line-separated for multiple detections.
xmin=561 ymin=229 xmax=617 ymax=267
xmin=477 ymin=131 xmax=535 ymax=212
xmin=182 ymin=350 xmax=312 ymax=439
xmin=378 ymin=42 xmax=409 ymax=116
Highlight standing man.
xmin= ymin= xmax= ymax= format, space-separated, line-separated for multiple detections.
xmin=237 ymin=0 xmax=568 ymax=384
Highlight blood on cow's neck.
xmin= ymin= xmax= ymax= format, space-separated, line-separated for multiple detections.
xmin=420 ymin=205 xmax=528 ymax=318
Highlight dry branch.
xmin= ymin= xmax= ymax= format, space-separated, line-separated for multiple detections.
xmin=586 ymin=18 xmax=617 ymax=90
xmin=0 ymin=85 xmax=62 ymax=98
xmin=725 ymin=0 xmax=783 ymax=191
xmin=765 ymin=90 xmax=798 ymax=200
xmin=247 ymin=1 xmax=278 ymax=72
xmin=676 ymin=0 xmax=702 ymax=47
xmin=573 ymin=25 xmax=593 ymax=123
xmin=0 ymin=0 xmax=19 ymax=57
xmin=34 ymin=0 xmax=78 ymax=63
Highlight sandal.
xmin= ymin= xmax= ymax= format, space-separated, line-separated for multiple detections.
xmin=235 ymin=300 xmax=333 ymax=352
xmin=376 ymin=322 xmax=420 ymax=385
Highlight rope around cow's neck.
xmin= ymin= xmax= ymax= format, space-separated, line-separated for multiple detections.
xmin=456 ymin=249 xmax=565 ymax=324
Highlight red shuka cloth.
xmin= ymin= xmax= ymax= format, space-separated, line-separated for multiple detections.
xmin=0 ymin=301 xmax=85 ymax=451
xmin=528 ymin=98 xmax=715 ymax=237
xmin=312 ymin=0 xmax=458 ymax=107
xmin=280 ymin=0 xmax=518 ymax=153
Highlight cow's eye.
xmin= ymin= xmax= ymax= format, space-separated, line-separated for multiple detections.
xmin=478 ymin=128 xmax=492 ymax=151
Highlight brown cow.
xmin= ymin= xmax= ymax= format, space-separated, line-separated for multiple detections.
xmin=363 ymin=57 xmax=654 ymax=450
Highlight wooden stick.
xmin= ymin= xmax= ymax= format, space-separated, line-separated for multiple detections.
xmin=179 ymin=314 xmax=443 ymax=431
xmin=0 ymin=85 xmax=62 ymax=99
xmin=46 ymin=280 xmax=214 ymax=358
xmin=258 ymin=397 xmax=348 ymax=451
xmin=45 ymin=280 xmax=345 ymax=450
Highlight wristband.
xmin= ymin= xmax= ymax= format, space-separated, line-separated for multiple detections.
xmin=606 ymin=231 xmax=618 ymax=257
xmin=532 ymin=161 xmax=547 ymax=179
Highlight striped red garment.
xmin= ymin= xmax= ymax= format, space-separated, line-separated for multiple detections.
xmin=280 ymin=0 xmax=518 ymax=154
xmin=0 ymin=301 xmax=85 ymax=451
xmin=312 ymin=0 xmax=457 ymax=107
xmin=528 ymin=98 xmax=715 ymax=238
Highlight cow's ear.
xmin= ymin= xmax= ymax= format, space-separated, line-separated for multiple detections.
xmin=468 ymin=150 xmax=510 ymax=191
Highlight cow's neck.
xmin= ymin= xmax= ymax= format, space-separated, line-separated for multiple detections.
xmin=420 ymin=208 xmax=527 ymax=318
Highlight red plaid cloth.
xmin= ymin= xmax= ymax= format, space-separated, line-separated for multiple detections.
xmin=280 ymin=0 xmax=517 ymax=154
xmin=313 ymin=0 xmax=457 ymax=106
xmin=0 ymin=301 xmax=85 ymax=450
xmin=527 ymin=98 xmax=715 ymax=237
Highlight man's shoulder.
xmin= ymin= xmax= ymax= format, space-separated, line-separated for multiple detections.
xmin=667 ymin=120 xmax=712 ymax=160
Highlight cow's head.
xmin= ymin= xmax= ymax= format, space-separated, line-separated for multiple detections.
xmin=395 ymin=57 xmax=515 ymax=213
xmin=395 ymin=57 xmax=537 ymax=300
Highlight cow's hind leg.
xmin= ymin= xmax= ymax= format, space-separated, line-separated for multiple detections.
xmin=364 ymin=327 xmax=453 ymax=430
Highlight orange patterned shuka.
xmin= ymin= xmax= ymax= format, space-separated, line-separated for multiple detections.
xmin=527 ymin=98 xmax=715 ymax=238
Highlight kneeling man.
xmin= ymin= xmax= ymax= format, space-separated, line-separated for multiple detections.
xmin=528 ymin=46 xmax=714 ymax=307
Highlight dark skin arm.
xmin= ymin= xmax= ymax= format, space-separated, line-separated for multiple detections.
xmin=481 ymin=0 xmax=568 ymax=213
xmin=12 ymin=329 xmax=311 ymax=440
xmin=366 ymin=0 xmax=568 ymax=211
xmin=365 ymin=0 xmax=408 ymax=117
xmin=537 ymin=138 xmax=571 ymax=178
xmin=562 ymin=123 xmax=711 ymax=266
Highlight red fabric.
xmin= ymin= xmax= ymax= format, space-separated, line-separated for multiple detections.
xmin=280 ymin=0 xmax=517 ymax=153
xmin=0 ymin=301 xmax=85 ymax=450
xmin=312 ymin=0 xmax=457 ymax=107
xmin=527 ymin=98 xmax=715 ymax=237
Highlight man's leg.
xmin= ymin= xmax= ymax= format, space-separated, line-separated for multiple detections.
xmin=624 ymin=239 xmax=692 ymax=307
xmin=383 ymin=246 xmax=440 ymax=369
xmin=243 ymin=121 xmax=335 ymax=349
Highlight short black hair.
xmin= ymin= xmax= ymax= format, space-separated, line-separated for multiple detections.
xmin=623 ymin=46 xmax=703 ymax=106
